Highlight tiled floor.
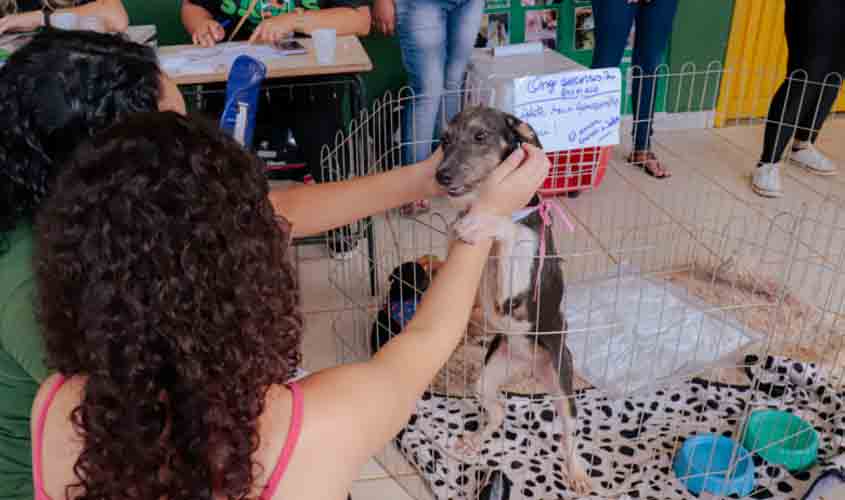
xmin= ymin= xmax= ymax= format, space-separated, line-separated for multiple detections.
xmin=295 ymin=119 xmax=845 ymax=499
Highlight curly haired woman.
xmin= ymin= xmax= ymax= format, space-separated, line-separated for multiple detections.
xmin=0 ymin=0 xmax=127 ymax=34
xmin=31 ymin=111 xmax=548 ymax=500
xmin=0 ymin=29 xmax=184 ymax=499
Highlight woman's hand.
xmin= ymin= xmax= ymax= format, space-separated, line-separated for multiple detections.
xmin=0 ymin=11 xmax=43 ymax=34
xmin=249 ymin=14 xmax=294 ymax=44
xmin=471 ymin=143 xmax=550 ymax=217
xmin=191 ymin=19 xmax=225 ymax=47
xmin=373 ymin=0 xmax=395 ymax=36
xmin=421 ymin=147 xmax=444 ymax=198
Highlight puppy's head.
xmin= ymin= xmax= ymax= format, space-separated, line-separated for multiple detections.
xmin=435 ymin=106 xmax=542 ymax=208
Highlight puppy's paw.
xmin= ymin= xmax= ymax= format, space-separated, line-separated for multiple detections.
xmin=453 ymin=214 xmax=510 ymax=244
xmin=564 ymin=460 xmax=592 ymax=495
xmin=454 ymin=432 xmax=484 ymax=457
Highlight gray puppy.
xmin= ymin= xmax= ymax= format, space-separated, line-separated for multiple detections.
xmin=436 ymin=106 xmax=590 ymax=495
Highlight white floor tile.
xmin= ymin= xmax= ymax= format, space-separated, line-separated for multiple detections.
xmin=350 ymin=478 xmax=416 ymax=500
xmin=359 ymin=458 xmax=390 ymax=481
xmin=301 ymin=312 xmax=338 ymax=372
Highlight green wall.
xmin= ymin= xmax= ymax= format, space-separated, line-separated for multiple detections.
xmin=665 ymin=0 xmax=734 ymax=113
xmin=126 ymin=0 xmax=189 ymax=45
xmin=356 ymin=36 xmax=406 ymax=109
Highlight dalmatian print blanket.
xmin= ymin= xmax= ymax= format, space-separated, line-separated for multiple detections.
xmin=395 ymin=356 xmax=845 ymax=499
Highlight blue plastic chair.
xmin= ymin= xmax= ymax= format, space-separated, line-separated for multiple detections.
xmin=219 ymin=55 xmax=267 ymax=149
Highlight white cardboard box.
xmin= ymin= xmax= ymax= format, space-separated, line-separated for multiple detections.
xmin=465 ymin=47 xmax=586 ymax=114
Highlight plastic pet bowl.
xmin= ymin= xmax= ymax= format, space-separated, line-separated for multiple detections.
xmin=742 ymin=409 xmax=818 ymax=472
xmin=673 ymin=435 xmax=755 ymax=497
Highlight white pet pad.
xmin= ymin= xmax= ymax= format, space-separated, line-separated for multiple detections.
xmin=565 ymin=270 xmax=761 ymax=398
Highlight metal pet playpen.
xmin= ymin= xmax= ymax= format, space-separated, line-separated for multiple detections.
xmin=319 ymin=35 xmax=845 ymax=500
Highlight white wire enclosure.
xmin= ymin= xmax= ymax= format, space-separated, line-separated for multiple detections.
xmin=320 ymin=60 xmax=845 ymax=499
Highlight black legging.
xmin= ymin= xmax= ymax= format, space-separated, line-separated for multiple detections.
xmin=760 ymin=0 xmax=845 ymax=164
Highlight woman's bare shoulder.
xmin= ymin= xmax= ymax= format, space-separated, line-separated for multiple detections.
xmin=31 ymin=374 xmax=85 ymax=422
xmin=262 ymin=376 xmax=370 ymax=500
xmin=31 ymin=374 xmax=87 ymax=499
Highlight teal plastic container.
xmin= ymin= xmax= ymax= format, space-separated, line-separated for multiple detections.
xmin=742 ymin=410 xmax=819 ymax=472
xmin=673 ymin=435 xmax=755 ymax=497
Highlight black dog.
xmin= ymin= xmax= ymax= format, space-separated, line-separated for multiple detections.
xmin=435 ymin=106 xmax=589 ymax=494
xmin=370 ymin=262 xmax=430 ymax=355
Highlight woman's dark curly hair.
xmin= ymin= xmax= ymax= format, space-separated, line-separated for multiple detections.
xmin=0 ymin=28 xmax=160 ymax=251
xmin=36 ymin=112 xmax=303 ymax=500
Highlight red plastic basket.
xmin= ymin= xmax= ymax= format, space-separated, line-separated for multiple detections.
xmin=540 ymin=146 xmax=611 ymax=195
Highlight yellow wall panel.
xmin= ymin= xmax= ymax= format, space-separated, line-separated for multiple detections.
xmin=716 ymin=0 xmax=844 ymax=127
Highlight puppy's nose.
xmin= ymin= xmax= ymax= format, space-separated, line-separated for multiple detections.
xmin=436 ymin=170 xmax=453 ymax=186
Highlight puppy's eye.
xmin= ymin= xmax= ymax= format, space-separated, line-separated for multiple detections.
xmin=440 ymin=135 xmax=451 ymax=146
xmin=474 ymin=131 xmax=488 ymax=142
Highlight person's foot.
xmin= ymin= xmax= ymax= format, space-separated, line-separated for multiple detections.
xmin=752 ymin=163 xmax=783 ymax=198
xmin=627 ymin=151 xmax=671 ymax=178
xmin=789 ymin=144 xmax=838 ymax=176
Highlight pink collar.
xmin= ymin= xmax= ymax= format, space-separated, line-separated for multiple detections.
xmin=512 ymin=198 xmax=575 ymax=301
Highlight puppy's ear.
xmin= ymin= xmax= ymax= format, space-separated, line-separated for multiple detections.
xmin=504 ymin=113 xmax=542 ymax=148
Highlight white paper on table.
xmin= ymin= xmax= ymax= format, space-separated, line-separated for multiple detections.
xmin=158 ymin=42 xmax=294 ymax=75
xmin=126 ymin=25 xmax=157 ymax=46
xmin=511 ymin=68 xmax=622 ymax=151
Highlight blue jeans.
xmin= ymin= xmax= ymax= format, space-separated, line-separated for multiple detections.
xmin=396 ymin=0 xmax=484 ymax=165
xmin=591 ymin=0 xmax=678 ymax=152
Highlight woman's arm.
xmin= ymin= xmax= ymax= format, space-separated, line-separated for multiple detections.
xmin=300 ymin=144 xmax=550 ymax=463
xmin=248 ymin=5 xmax=371 ymax=43
xmin=270 ymin=150 xmax=442 ymax=238
xmin=181 ymin=0 xmax=225 ymax=46
xmin=60 ymin=0 xmax=128 ymax=31
xmin=302 ymin=5 xmax=371 ymax=36
xmin=372 ymin=0 xmax=395 ymax=35
xmin=0 ymin=0 xmax=128 ymax=33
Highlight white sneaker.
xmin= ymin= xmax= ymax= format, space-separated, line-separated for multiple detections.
xmin=789 ymin=144 xmax=838 ymax=176
xmin=752 ymin=163 xmax=783 ymax=198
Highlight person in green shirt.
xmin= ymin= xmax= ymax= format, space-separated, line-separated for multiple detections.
xmin=0 ymin=29 xmax=185 ymax=500
xmin=0 ymin=0 xmax=128 ymax=35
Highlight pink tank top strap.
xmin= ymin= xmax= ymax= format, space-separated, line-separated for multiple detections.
xmin=260 ymin=381 xmax=304 ymax=500
xmin=31 ymin=378 xmax=301 ymax=500
xmin=32 ymin=375 xmax=67 ymax=500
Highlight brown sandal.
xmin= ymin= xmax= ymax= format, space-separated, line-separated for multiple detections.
xmin=627 ymin=151 xmax=671 ymax=179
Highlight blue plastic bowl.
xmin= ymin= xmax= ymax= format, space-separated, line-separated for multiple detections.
xmin=673 ymin=435 xmax=756 ymax=497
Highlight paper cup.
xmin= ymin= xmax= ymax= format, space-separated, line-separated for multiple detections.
xmin=78 ymin=16 xmax=106 ymax=33
xmin=312 ymin=29 xmax=336 ymax=65
xmin=50 ymin=12 xmax=79 ymax=30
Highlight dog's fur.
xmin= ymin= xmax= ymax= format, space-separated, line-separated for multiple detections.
xmin=436 ymin=106 xmax=590 ymax=494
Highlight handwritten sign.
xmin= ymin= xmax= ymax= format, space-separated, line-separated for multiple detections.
xmin=512 ymin=68 xmax=622 ymax=152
